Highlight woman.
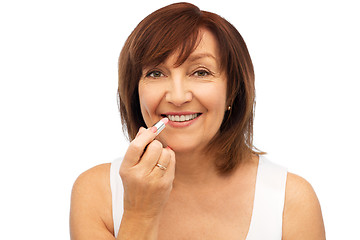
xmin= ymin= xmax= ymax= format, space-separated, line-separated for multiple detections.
xmin=70 ymin=3 xmax=325 ymax=239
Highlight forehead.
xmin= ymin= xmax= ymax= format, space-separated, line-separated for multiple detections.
xmin=193 ymin=29 xmax=219 ymax=56
xmin=164 ymin=28 xmax=220 ymax=67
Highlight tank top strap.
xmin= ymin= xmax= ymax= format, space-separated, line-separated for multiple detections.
xmin=110 ymin=157 xmax=123 ymax=238
xmin=246 ymin=155 xmax=288 ymax=240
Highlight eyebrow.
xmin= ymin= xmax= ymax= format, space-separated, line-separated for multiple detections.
xmin=187 ymin=53 xmax=217 ymax=63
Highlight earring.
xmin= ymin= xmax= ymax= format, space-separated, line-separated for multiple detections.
xmin=227 ymin=105 xmax=231 ymax=111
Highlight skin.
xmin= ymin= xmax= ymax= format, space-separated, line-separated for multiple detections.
xmin=70 ymin=29 xmax=326 ymax=239
xmin=138 ymin=29 xmax=228 ymax=188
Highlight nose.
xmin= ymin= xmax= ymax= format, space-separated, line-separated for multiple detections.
xmin=165 ymin=76 xmax=192 ymax=106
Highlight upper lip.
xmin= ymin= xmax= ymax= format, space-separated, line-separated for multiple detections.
xmin=161 ymin=112 xmax=201 ymax=116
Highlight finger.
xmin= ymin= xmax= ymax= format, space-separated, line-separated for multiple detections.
xmin=138 ymin=140 xmax=163 ymax=171
xmin=123 ymin=118 xmax=168 ymax=168
xmin=123 ymin=126 xmax=158 ymax=167
xmin=150 ymin=148 xmax=171 ymax=177
xmin=135 ymin=127 xmax=146 ymax=138
xmin=162 ymin=148 xmax=176 ymax=181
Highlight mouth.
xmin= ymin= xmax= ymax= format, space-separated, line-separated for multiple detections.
xmin=160 ymin=112 xmax=202 ymax=128
xmin=161 ymin=112 xmax=202 ymax=124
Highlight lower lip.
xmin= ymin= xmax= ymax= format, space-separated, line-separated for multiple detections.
xmin=166 ymin=115 xmax=201 ymax=128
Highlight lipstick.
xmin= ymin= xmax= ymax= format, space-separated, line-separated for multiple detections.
xmin=152 ymin=117 xmax=169 ymax=136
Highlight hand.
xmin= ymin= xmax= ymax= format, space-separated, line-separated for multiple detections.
xmin=119 ymin=126 xmax=176 ymax=220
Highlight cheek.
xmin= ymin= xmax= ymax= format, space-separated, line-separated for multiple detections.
xmin=195 ymin=82 xmax=227 ymax=113
xmin=138 ymin=83 xmax=164 ymax=122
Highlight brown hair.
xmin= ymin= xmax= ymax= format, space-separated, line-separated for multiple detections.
xmin=118 ymin=2 xmax=264 ymax=174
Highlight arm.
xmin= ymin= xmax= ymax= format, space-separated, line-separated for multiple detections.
xmin=70 ymin=126 xmax=175 ymax=240
xmin=282 ymin=173 xmax=326 ymax=240
xmin=69 ymin=164 xmax=162 ymax=240
xmin=69 ymin=163 xmax=115 ymax=239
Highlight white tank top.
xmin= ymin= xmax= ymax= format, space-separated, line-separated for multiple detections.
xmin=110 ymin=155 xmax=288 ymax=239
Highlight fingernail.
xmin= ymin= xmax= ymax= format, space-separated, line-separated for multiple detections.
xmin=150 ymin=126 xmax=157 ymax=133
xmin=152 ymin=118 xmax=167 ymax=136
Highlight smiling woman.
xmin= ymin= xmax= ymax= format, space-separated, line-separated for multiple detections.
xmin=138 ymin=29 xmax=228 ymax=154
xmin=70 ymin=2 xmax=325 ymax=240
xmin=118 ymin=3 xmax=257 ymax=173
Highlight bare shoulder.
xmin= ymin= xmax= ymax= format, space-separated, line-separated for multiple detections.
xmin=282 ymin=172 xmax=326 ymax=240
xmin=70 ymin=163 xmax=115 ymax=239
xmin=72 ymin=163 xmax=111 ymax=193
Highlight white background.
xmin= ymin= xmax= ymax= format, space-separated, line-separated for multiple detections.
xmin=0 ymin=0 xmax=359 ymax=239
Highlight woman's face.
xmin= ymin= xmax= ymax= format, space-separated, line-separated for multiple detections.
xmin=138 ymin=29 xmax=227 ymax=153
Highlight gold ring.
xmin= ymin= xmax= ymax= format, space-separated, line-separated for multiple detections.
xmin=156 ymin=163 xmax=167 ymax=170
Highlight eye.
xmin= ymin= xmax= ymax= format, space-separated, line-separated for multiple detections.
xmin=193 ymin=69 xmax=210 ymax=77
xmin=146 ymin=70 xmax=164 ymax=78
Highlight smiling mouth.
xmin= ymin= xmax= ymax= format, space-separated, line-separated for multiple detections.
xmin=161 ymin=113 xmax=202 ymax=122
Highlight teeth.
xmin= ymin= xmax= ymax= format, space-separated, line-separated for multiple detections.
xmin=167 ymin=113 xmax=199 ymax=122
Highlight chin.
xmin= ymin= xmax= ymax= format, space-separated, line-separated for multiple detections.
xmin=159 ymin=131 xmax=213 ymax=154
xmin=165 ymin=139 xmax=207 ymax=154
xmin=169 ymin=145 xmax=196 ymax=153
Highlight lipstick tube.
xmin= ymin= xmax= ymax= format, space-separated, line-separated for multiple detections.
xmin=152 ymin=118 xmax=169 ymax=136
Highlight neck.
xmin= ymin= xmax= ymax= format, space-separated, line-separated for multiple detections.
xmin=171 ymin=149 xmax=256 ymax=190
xmin=172 ymin=150 xmax=228 ymax=190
